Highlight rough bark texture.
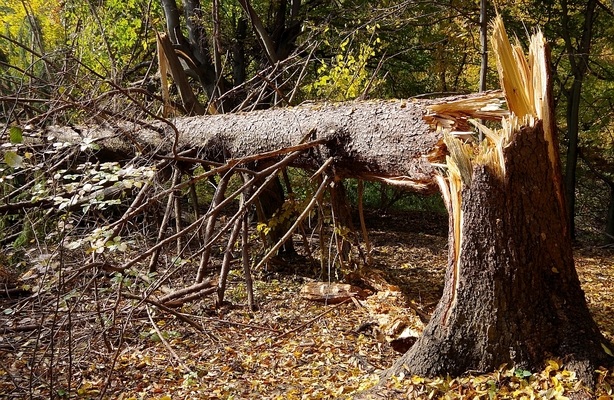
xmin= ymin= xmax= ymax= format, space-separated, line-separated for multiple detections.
xmin=383 ymin=121 xmax=612 ymax=386
xmin=607 ymin=188 xmax=614 ymax=244
xmin=171 ymin=100 xmax=444 ymax=192
xmin=42 ymin=94 xmax=502 ymax=194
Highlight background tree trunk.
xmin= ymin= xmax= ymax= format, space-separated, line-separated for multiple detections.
xmin=561 ymin=0 xmax=597 ymax=239
xmin=607 ymin=188 xmax=614 ymax=244
xmin=256 ymin=175 xmax=295 ymax=254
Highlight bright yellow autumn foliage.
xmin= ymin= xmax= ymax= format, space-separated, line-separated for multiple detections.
xmin=1 ymin=0 xmax=64 ymax=58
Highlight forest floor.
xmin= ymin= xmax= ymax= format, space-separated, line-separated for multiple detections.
xmin=1 ymin=210 xmax=613 ymax=399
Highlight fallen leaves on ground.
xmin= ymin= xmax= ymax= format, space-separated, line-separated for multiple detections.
xmin=0 ymin=211 xmax=613 ymax=399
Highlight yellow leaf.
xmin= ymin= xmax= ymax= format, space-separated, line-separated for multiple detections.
xmin=602 ymin=343 xmax=614 ymax=357
xmin=4 ymin=151 xmax=23 ymax=168
xmin=547 ymin=359 xmax=560 ymax=371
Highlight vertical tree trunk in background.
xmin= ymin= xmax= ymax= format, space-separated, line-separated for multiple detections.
xmin=606 ymin=186 xmax=614 ymax=244
xmin=160 ymin=0 xmax=180 ymax=43
xmin=379 ymin=183 xmax=389 ymax=210
xmin=479 ymin=0 xmax=488 ymax=93
xmin=237 ymin=0 xmax=279 ymax=65
xmin=380 ymin=16 xmax=612 ymax=390
xmin=232 ymin=17 xmax=248 ymax=87
xmin=256 ymin=175 xmax=295 ymax=254
xmin=212 ymin=0 xmax=225 ymax=111
xmin=478 ymin=0 xmax=488 ymax=145
xmin=561 ymin=0 xmax=597 ymax=239
xmin=329 ymin=179 xmax=354 ymax=266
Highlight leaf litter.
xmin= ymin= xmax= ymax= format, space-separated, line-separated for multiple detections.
xmin=0 ymin=210 xmax=613 ymax=399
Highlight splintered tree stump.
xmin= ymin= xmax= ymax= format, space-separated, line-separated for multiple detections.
xmin=383 ymin=122 xmax=611 ymax=386
xmin=381 ymin=17 xmax=613 ymax=388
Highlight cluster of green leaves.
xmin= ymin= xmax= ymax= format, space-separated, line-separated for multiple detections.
xmin=60 ymin=0 xmax=162 ymax=78
xmin=0 ymin=0 xmax=162 ymax=120
xmin=0 ymin=0 xmax=64 ymax=71
xmin=343 ymin=179 xmax=446 ymax=213
xmin=2 ymin=127 xmax=26 ymax=170
xmin=55 ymin=161 xmax=156 ymax=254
xmin=257 ymin=196 xmax=305 ymax=237
xmin=305 ymin=24 xmax=384 ymax=101
xmin=52 ymin=161 xmax=154 ymax=211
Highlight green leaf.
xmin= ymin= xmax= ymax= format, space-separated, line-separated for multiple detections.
xmin=4 ymin=151 xmax=23 ymax=168
xmin=603 ymin=342 xmax=614 ymax=357
xmin=513 ymin=368 xmax=532 ymax=378
xmin=9 ymin=126 xmax=23 ymax=144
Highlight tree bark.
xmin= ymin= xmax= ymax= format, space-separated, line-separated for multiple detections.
xmin=382 ymin=122 xmax=611 ymax=387
xmin=607 ymin=185 xmax=614 ymax=244
xmin=561 ymin=0 xmax=597 ymax=239
xmin=160 ymin=0 xmax=180 ymax=44
xmin=378 ymin=16 xmax=613 ymax=390
xmin=237 ymin=0 xmax=279 ymax=65
xmin=41 ymin=92 xmax=504 ymax=194
xmin=479 ymin=0 xmax=488 ymax=94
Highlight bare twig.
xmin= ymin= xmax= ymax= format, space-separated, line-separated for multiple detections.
xmin=242 ymin=210 xmax=256 ymax=310
xmin=358 ymin=179 xmax=373 ymax=265
xmin=173 ymin=172 xmax=184 ymax=255
xmin=282 ymin=168 xmax=317 ymax=267
xmin=216 ymin=202 xmax=246 ymax=306
xmin=310 ymin=157 xmax=334 ymax=181
xmin=107 ymin=138 xmax=327 ymax=235
xmin=157 ymin=280 xmax=214 ymax=303
xmin=195 ymin=170 xmax=233 ymax=282
xmin=192 ymin=315 xmax=281 ymax=333
xmin=146 ymin=305 xmax=193 ymax=373
xmin=163 ymin=286 xmax=217 ymax=307
xmin=122 ymin=292 xmax=214 ymax=340
xmin=149 ymin=168 xmax=181 ymax=273
xmin=254 ymin=298 xmax=352 ymax=350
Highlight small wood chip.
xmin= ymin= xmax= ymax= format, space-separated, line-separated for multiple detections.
xmin=300 ymin=282 xmax=368 ymax=303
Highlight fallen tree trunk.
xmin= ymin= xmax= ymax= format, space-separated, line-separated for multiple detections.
xmin=37 ymin=92 xmax=506 ymax=194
